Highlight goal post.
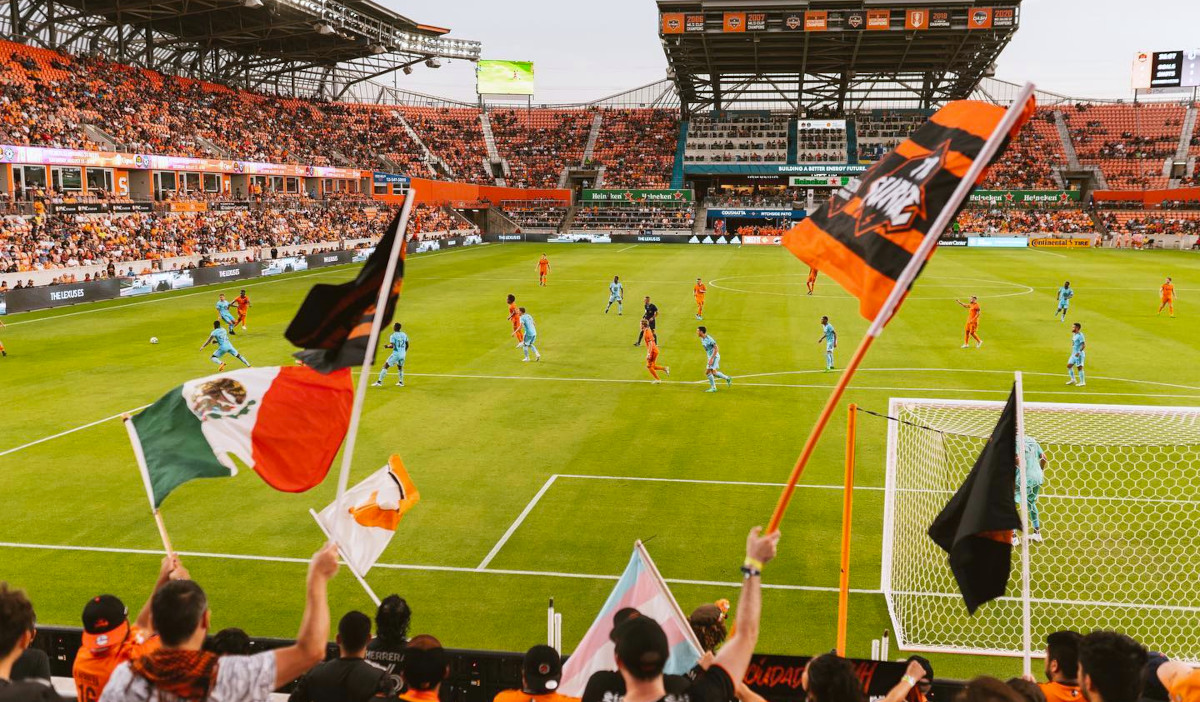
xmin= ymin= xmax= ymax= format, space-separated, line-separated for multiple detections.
xmin=881 ymin=397 xmax=1200 ymax=663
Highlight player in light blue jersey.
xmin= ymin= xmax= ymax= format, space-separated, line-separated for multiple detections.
xmin=1066 ymin=322 xmax=1086 ymax=387
xmin=605 ymin=275 xmax=624 ymax=315
xmin=200 ymin=320 xmax=250 ymax=371
xmin=519 ymin=307 xmax=541 ymax=362
xmin=1054 ymin=281 xmax=1074 ymax=322
xmin=372 ymin=322 xmax=409 ymax=387
xmin=817 ymin=316 xmax=837 ymax=371
xmin=215 ymin=294 xmax=237 ymax=334
xmin=697 ymin=326 xmax=732 ymax=392
xmin=1013 ymin=435 xmax=1048 ymax=544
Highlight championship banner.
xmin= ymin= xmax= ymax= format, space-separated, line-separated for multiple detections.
xmin=746 ymin=12 xmax=767 ymax=30
xmin=1031 ymin=238 xmax=1092 ymax=248
xmin=742 ymin=655 xmax=909 ymax=702
xmin=968 ymin=7 xmax=993 ymax=29
xmin=804 ymin=11 xmax=828 ymax=31
xmin=5 ymin=279 xmax=120 ymax=314
xmin=968 ymin=189 xmax=1080 ymax=205
xmin=685 ymin=14 xmax=705 ymax=31
xmin=905 ymin=9 xmax=929 ymax=30
xmin=191 ymin=261 xmax=262 ymax=286
xmin=783 ymin=13 xmax=803 ymax=30
xmin=993 ymin=7 xmax=1016 ymax=27
xmin=843 ymin=10 xmax=866 ymax=30
xmin=722 ymin=12 xmax=746 ymax=31
xmin=866 ymin=9 xmax=891 ymax=29
xmin=661 ymin=13 xmax=685 ymax=33
xmin=929 ymin=9 xmax=952 ymax=28
xmin=580 ymin=189 xmax=693 ymax=203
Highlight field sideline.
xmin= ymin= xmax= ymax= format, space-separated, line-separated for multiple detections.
xmin=2 ymin=242 xmax=1198 ymax=680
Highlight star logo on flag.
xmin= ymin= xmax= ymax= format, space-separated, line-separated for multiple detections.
xmin=830 ymin=140 xmax=950 ymax=239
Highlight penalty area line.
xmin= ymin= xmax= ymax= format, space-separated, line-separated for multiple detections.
xmin=476 ymin=474 xmax=558 ymax=570
xmin=0 ymin=541 xmax=880 ymax=595
xmin=0 ymin=405 xmax=149 ymax=458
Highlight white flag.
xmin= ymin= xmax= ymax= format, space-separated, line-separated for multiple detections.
xmin=316 ymin=456 xmax=419 ymax=575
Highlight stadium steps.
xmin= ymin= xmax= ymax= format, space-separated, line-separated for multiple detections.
xmin=82 ymin=124 xmax=119 ymax=151
xmin=559 ymin=204 xmax=578 ymax=233
xmin=582 ymin=113 xmax=604 ymax=164
xmin=1175 ymin=105 xmax=1197 ymax=160
xmin=478 ymin=111 xmax=509 ymax=186
xmin=394 ymin=111 xmax=444 ymax=177
xmin=693 ymin=201 xmax=706 ymax=235
xmin=1053 ymin=110 xmax=1081 ymax=169
xmin=670 ymin=120 xmax=689 ymax=189
xmin=194 ymin=134 xmax=230 ymax=158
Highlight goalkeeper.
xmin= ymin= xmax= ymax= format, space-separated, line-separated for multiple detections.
xmin=1015 ymin=436 xmax=1049 ymax=543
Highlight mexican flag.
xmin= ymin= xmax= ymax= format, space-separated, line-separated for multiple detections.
xmin=128 ymin=365 xmax=354 ymax=507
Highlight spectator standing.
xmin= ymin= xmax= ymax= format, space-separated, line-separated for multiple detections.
xmin=1077 ymin=632 xmax=1148 ymax=702
xmin=803 ymin=654 xmax=865 ymax=702
xmin=494 ymin=645 xmax=577 ymax=702
xmin=204 ymin=629 xmax=251 ymax=657
xmin=74 ymin=556 xmax=187 ymax=702
xmin=99 ymin=543 xmax=340 ymax=702
xmin=398 ymin=635 xmax=450 ymax=702
xmin=366 ymin=595 xmax=411 ymax=694
xmin=1041 ymin=632 xmax=1084 ymax=702
xmin=289 ymin=611 xmax=388 ymax=702
xmin=0 ymin=583 xmax=60 ymax=701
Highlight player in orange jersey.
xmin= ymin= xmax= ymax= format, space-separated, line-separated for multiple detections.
xmin=1158 ymin=277 xmax=1176 ymax=317
xmin=693 ymin=277 xmax=707 ymax=319
xmin=0 ymin=319 xmax=6 ymax=357
xmin=642 ymin=318 xmax=669 ymax=383
xmin=506 ymin=294 xmax=524 ymax=346
xmin=957 ymin=296 xmax=982 ymax=348
xmin=233 ymin=289 xmax=251 ymax=330
xmin=537 ymin=254 xmax=550 ymax=286
xmin=807 ymin=267 xmax=818 ymax=295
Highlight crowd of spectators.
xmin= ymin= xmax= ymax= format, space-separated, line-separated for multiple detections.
xmin=0 ymin=201 xmax=392 ymax=273
xmin=686 ymin=115 xmax=789 ymax=163
xmin=498 ymin=200 xmax=567 ymax=230
xmin=1100 ymin=210 xmax=1200 ymax=236
xmin=705 ymin=190 xmax=799 ymax=208
xmin=853 ymin=111 xmax=929 ymax=162
xmin=952 ymin=208 xmax=1096 ymax=234
xmin=982 ymin=110 xmax=1065 ymax=189
xmin=490 ymin=109 xmax=591 ymax=188
xmin=590 ymin=109 xmax=678 ymax=189
xmin=409 ymin=203 xmax=476 ymax=239
xmin=573 ymin=204 xmax=695 ymax=231
xmin=795 ymin=126 xmax=847 ymax=162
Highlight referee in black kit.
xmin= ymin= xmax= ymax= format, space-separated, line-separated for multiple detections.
xmin=634 ymin=295 xmax=659 ymax=346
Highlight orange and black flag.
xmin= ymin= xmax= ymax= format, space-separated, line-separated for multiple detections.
xmin=784 ymin=99 xmax=1034 ymax=322
xmin=927 ymin=386 xmax=1022 ymax=614
xmin=286 ymin=211 xmax=407 ymax=373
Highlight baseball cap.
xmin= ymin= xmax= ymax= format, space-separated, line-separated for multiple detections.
xmin=522 ymin=645 xmax=563 ymax=694
xmin=401 ymin=635 xmax=449 ymax=691
xmin=614 ymin=616 xmax=669 ymax=679
xmin=82 ymin=595 xmax=129 ymax=650
xmin=609 ymin=607 xmax=641 ymax=643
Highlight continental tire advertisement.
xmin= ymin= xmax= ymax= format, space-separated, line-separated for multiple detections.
xmin=191 ymin=261 xmax=262 ymax=286
xmin=1031 ymin=237 xmax=1092 ymax=248
xmin=4 ymin=279 xmax=120 ymax=313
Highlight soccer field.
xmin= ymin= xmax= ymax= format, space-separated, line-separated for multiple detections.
xmin=2 ymin=242 xmax=1198 ymax=680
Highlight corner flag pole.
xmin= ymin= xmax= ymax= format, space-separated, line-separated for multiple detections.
xmin=333 ymin=192 xmax=415 ymax=507
xmin=1014 ymin=371 xmax=1033 ymax=677
xmin=766 ymin=82 xmax=1037 ymax=534
xmin=123 ymin=415 xmax=175 ymax=558
xmin=835 ymin=403 xmax=857 ymax=656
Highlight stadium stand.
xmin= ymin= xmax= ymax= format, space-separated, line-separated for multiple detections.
xmin=573 ymin=203 xmax=695 ymax=231
xmin=953 ymin=208 xmax=1096 ymax=234
xmin=1064 ymin=102 xmax=1185 ymax=189
xmin=498 ymin=199 xmax=567 ymax=231
xmin=400 ymin=107 xmax=491 ymax=184
xmin=982 ymin=108 xmax=1066 ymax=189
xmin=705 ymin=190 xmax=800 ymax=208
xmin=589 ymin=109 xmax=678 ymax=188
xmin=1100 ymin=210 xmax=1200 ymax=236
xmin=489 ymin=108 xmax=592 ymax=188
xmin=684 ymin=113 xmax=788 ymax=163
xmin=795 ymin=123 xmax=848 ymax=163
xmin=854 ymin=111 xmax=929 ymax=162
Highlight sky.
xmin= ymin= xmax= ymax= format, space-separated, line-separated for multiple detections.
xmin=382 ymin=0 xmax=1200 ymax=104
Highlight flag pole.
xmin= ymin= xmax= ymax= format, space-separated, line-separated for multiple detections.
xmin=634 ymin=541 xmax=705 ymax=652
xmin=766 ymin=82 xmax=1037 ymax=534
xmin=123 ymin=415 xmax=175 ymax=558
xmin=309 ymin=508 xmax=382 ymax=606
xmin=334 ymin=193 xmax=415 ymax=506
xmin=1014 ymin=371 xmax=1033 ymax=677
xmin=835 ymin=403 xmax=857 ymax=656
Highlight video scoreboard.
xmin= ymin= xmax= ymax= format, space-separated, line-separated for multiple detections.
xmin=1132 ymin=50 xmax=1200 ymax=91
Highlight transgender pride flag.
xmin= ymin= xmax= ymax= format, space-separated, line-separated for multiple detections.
xmin=559 ymin=542 xmax=704 ymax=696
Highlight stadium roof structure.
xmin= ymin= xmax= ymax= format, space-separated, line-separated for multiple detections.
xmin=657 ymin=0 xmax=1022 ymax=115
xmin=2 ymin=0 xmax=481 ymax=99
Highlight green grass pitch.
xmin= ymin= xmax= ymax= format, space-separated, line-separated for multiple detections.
xmin=1 ymin=242 xmax=1197 ymax=680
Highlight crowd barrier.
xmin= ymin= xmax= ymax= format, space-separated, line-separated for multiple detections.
xmin=27 ymin=626 xmax=966 ymax=702
xmin=3 ymin=278 xmax=121 ymax=314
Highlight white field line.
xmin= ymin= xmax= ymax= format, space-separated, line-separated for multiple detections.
xmin=555 ymin=473 xmax=884 ymax=491
xmin=3 ymin=243 xmax=496 ymax=327
xmin=0 ymin=405 xmax=149 ymax=458
xmin=476 ymin=474 xmax=558 ymax=569
xmin=617 ymin=244 xmax=639 ymax=252
xmin=0 ymin=540 xmax=879 ymax=594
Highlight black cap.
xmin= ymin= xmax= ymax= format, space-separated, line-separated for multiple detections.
xmin=609 ymin=608 xmax=641 ymax=642
xmin=82 ymin=595 xmax=129 ymax=649
xmin=401 ymin=635 xmax=449 ymax=691
xmin=614 ymin=616 xmax=669 ymax=679
xmin=522 ymin=645 xmax=563 ymax=694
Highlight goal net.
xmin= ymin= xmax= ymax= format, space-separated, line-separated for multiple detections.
xmin=881 ymin=398 xmax=1200 ymax=662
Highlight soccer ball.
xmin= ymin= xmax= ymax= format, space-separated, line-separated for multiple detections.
xmin=150 ymin=337 xmax=159 ymax=344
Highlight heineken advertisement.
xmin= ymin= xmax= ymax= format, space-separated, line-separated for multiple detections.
xmin=581 ymin=189 xmax=694 ymax=203
xmin=969 ymin=190 xmax=1081 ymax=205
xmin=789 ymin=176 xmax=851 ymax=187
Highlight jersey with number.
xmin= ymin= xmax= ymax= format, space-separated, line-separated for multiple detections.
xmin=388 ymin=331 xmax=408 ymax=356
xmin=210 ymin=328 xmax=231 ymax=347
xmin=610 ymin=281 xmax=623 ymax=298
xmin=1019 ymin=436 xmax=1045 ymax=487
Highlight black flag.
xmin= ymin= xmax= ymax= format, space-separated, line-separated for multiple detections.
xmin=927 ymin=386 xmax=1022 ymax=614
xmin=286 ymin=211 xmax=407 ymax=373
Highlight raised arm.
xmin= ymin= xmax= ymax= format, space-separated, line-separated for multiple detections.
xmin=274 ymin=542 xmax=339 ymax=688
xmin=134 ymin=556 xmax=188 ymax=632
xmin=880 ymin=660 xmax=928 ymax=702
xmin=712 ymin=527 xmax=780 ymax=684
xmin=199 ymin=333 xmax=213 ymax=350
